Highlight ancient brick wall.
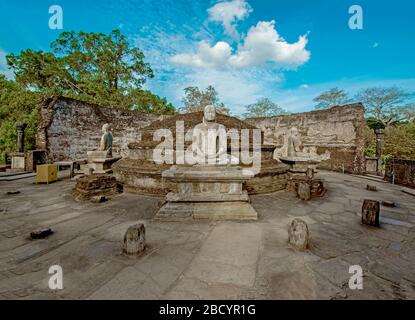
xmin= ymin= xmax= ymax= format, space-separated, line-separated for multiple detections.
xmin=36 ymin=97 xmax=165 ymax=162
xmin=385 ymin=158 xmax=415 ymax=188
xmin=245 ymin=104 xmax=366 ymax=174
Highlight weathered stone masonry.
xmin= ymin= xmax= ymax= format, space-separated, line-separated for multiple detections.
xmin=385 ymin=158 xmax=415 ymax=188
xmin=245 ymin=104 xmax=366 ymax=174
xmin=36 ymin=98 xmax=366 ymax=174
xmin=36 ymin=96 xmax=164 ymax=162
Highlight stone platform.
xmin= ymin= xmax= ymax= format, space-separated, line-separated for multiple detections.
xmin=155 ymin=165 xmax=258 ymax=221
xmin=154 ymin=202 xmax=258 ymax=221
xmin=85 ymin=151 xmax=120 ymax=174
xmin=72 ymin=174 xmax=122 ymax=201
xmin=113 ymin=112 xmax=290 ymax=196
xmin=279 ymin=156 xmax=320 ymax=173
xmin=1 ymin=171 xmax=415 ymax=299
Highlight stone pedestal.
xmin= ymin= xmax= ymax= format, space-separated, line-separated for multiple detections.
xmin=365 ymin=157 xmax=378 ymax=175
xmin=155 ymin=165 xmax=258 ymax=221
xmin=286 ymin=175 xmax=326 ymax=200
xmin=72 ymin=174 xmax=122 ymax=201
xmin=279 ymin=156 xmax=320 ymax=173
xmin=85 ymin=151 xmax=121 ymax=174
xmin=9 ymin=152 xmax=26 ymax=172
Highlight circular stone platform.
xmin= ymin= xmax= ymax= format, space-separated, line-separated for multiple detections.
xmin=113 ymin=111 xmax=289 ymax=195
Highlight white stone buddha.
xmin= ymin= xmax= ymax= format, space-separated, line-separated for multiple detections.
xmin=287 ymin=126 xmax=303 ymax=158
xmin=190 ymin=105 xmax=236 ymax=165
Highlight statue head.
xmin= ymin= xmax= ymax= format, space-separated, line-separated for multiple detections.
xmin=203 ymin=105 xmax=216 ymax=122
xmin=102 ymin=123 xmax=111 ymax=133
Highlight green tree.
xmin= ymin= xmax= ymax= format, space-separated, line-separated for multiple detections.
xmin=242 ymin=98 xmax=289 ymax=118
xmin=313 ymin=87 xmax=352 ymax=110
xmin=180 ymin=85 xmax=230 ymax=114
xmin=383 ymin=122 xmax=415 ymax=159
xmin=1 ymin=29 xmax=176 ymax=163
xmin=0 ymin=75 xmax=40 ymax=162
xmin=129 ymin=89 xmax=175 ymax=114
xmin=7 ymin=29 xmax=174 ymax=113
xmin=355 ymin=86 xmax=414 ymax=128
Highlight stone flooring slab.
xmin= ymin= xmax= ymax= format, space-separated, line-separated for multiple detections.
xmin=0 ymin=171 xmax=415 ymax=299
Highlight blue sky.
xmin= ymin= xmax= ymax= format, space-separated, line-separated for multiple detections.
xmin=1 ymin=0 xmax=414 ymax=114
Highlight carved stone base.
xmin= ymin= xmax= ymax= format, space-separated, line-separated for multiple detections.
xmin=9 ymin=153 xmax=25 ymax=172
xmin=72 ymin=174 xmax=122 ymax=201
xmin=287 ymin=173 xmax=326 ymax=200
xmin=155 ymin=165 xmax=258 ymax=221
xmin=84 ymin=157 xmax=121 ymax=174
xmin=279 ymin=156 xmax=320 ymax=173
xmin=155 ymin=202 xmax=258 ymax=221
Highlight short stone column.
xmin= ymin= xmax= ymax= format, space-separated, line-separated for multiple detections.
xmin=374 ymin=128 xmax=385 ymax=176
xmin=288 ymin=218 xmax=309 ymax=250
xmin=297 ymin=181 xmax=311 ymax=201
xmin=15 ymin=122 xmax=28 ymax=153
xmin=9 ymin=123 xmax=28 ymax=172
xmin=123 ymin=223 xmax=146 ymax=255
xmin=362 ymin=200 xmax=380 ymax=227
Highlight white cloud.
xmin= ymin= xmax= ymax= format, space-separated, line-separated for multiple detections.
xmin=0 ymin=49 xmax=13 ymax=79
xmin=133 ymin=1 xmax=311 ymax=114
xmin=208 ymin=0 xmax=252 ymax=39
xmin=171 ymin=20 xmax=310 ymax=70
xmin=171 ymin=41 xmax=232 ymax=69
xmin=230 ymin=21 xmax=310 ymax=69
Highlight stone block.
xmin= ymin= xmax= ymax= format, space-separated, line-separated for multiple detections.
xmin=30 ymin=228 xmax=53 ymax=239
xmin=310 ymin=179 xmax=326 ymax=197
xmin=123 ymin=223 xmax=146 ymax=255
xmin=306 ymin=167 xmax=314 ymax=179
xmin=10 ymin=153 xmax=25 ymax=172
xmin=288 ymin=218 xmax=309 ymax=250
xmin=6 ymin=190 xmax=21 ymax=195
xmin=381 ymin=201 xmax=396 ymax=208
xmin=72 ymin=174 xmax=122 ymax=201
xmin=297 ymin=181 xmax=311 ymax=201
xmin=362 ymin=200 xmax=380 ymax=227
xmin=156 ymin=165 xmax=258 ymax=221
xmin=91 ymin=195 xmax=107 ymax=203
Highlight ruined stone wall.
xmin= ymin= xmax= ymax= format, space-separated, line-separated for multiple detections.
xmin=36 ymin=97 xmax=165 ymax=162
xmin=245 ymin=104 xmax=366 ymax=174
xmin=37 ymin=98 xmax=366 ymax=174
xmin=385 ymin=158 xmax=415 ymax=188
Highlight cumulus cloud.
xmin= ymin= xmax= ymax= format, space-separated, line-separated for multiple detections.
xmin=171 ymin=41 xmax=232 ymax=69
xmin=208 ymin=0 xmax=252 ymax=39
xmin=231 ymin=21 xmax=310 ymax=68
xmin=171 ymin=20 xmax=310 ymax=70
